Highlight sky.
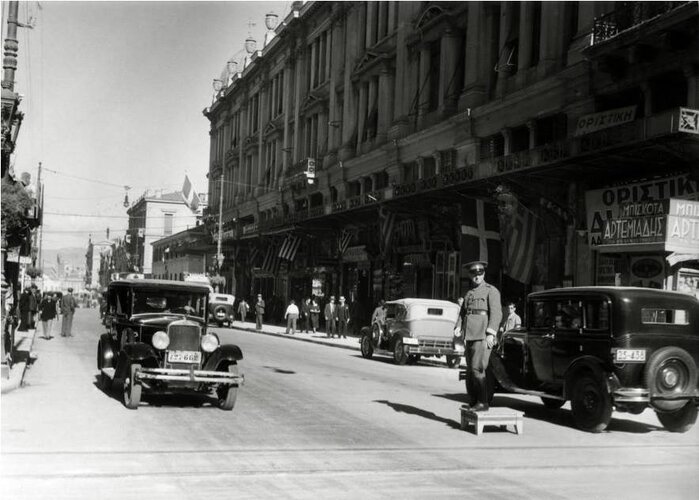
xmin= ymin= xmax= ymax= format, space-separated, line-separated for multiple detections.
xmin=6 ymin=0 xmax=292 ymax=251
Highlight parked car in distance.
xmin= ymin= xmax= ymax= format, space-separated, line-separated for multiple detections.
xmin=208 ymin=293 xmax=236 ymax=327
xmin=361 ymin=298 xmax=464 ymax=366
xmin=464 ymin=287 xmax=699 ymax=433
xmin=97 ymin=279 xmax=244 ymax=410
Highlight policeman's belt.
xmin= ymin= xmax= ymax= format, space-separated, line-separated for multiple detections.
xmin=466 ymin=309 xmax=488 ymax=316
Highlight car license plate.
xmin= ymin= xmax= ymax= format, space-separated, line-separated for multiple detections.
xmin=615 ymin=349 xmax=646 ymax=362
xmin=168 ymin=350 xmax=201 ymax=364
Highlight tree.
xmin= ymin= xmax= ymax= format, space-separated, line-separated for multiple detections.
xmin=1 ymin=179 xmax=34 ymax=247
xmin=25 ymin=266 xmax=42 ymax=278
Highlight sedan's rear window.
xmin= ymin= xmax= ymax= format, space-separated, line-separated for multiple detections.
xmin=427 ymin=308 xmax=443 ymax=316
xmin=641 ymin=308 xmax=689 ymax=325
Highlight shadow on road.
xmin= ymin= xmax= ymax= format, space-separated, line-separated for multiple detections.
xmin=433 ymin=392 xmax=664 ymax=433
xmin=263 ymin=365 xmax=296 ymax=374
xmin=374 ymin=399 xmax=461 ymax=430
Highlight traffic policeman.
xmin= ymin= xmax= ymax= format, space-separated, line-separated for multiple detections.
xmin=459 ymin=261 xmax=502 ymax=411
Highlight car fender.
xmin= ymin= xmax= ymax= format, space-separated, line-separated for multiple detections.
xmin=98 ymin=333 xmax=116 ymax=369
xmin=563 ymin=356 xmax=616 ymax=400
xmin=203 ymin=344 xmax=243 ymax=371
xmin=115 ymin=343 xmax=159 ymax=380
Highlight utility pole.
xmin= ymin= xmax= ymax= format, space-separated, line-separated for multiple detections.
xmin=35 ymin=161 xmax=43 ymax=269
xmin=216 ymin=172 xmax=224 ymax=272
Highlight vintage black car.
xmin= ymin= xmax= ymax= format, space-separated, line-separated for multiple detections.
xmin=97 ymin=279 xmax=244 ymax=410
xmin=462 ymin=287 xmax=699 ymax=433
xmin=208 ymin=293 xmax=236 ymax=327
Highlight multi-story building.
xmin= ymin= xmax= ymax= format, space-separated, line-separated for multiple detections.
xmin=204 ymin=1 xmax=699 ymax=320
xmin=126 ymin=190 xmax=207 ymax=276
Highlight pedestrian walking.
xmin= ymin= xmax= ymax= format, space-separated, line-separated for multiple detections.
xmin=458 ymin=261 xmax=502 ymax=412
xmin=285 ymin=299 xmax=299 ymax=335
xmin=39 ymin=292 xmax=58 ymax=339
xmin=60 ymin=287 xmax=78 ymax=337
xmin=323 ymin=296 xmax=338 ymax=338
xmin=309 ymin=297 xmax=320 ymax=333
xmin=337 ymin=296 xmax=350 ymax=339
xmin=17 ymin=288 xmax=33 ymax=332
xmin=255 ymin=294 xmax=265 ymax=330
xmin=30 ymin=285 xmax=40 ymax=329
xmin=237 ymin=298 xmax=249 ymax=323
xmin=301 ymin=298 xmax=311 ymax=333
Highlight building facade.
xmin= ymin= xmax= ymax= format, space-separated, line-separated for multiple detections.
xmin=125 ymin=190 xmax=207 ymax=276
xmin=204 ymin=1 xmax=699 ymax=322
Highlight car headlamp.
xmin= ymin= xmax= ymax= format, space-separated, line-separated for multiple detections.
xmin=201 ymin=333 xmax=219 ymax=352
xmin=152 ymin=330 xmax=170 ymax=350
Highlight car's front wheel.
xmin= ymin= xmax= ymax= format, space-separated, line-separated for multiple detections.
xmin=393 ymin=339 xmax=408 ymax=365
xmin=360 ymin=335 xmax=374 ymax=359
xmin=123 ymin=363 xmax=142 ymax=410
xmin=570 ymin=373 xmax=612 ymax=433
xmin=656 ymin=402 xmax=698 ymax=433
xmin=217 ymin=364 xmax=239 ymax=411
xmin=446 ymin=356 xmax=460 ymax=369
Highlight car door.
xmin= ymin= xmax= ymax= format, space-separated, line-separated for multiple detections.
xmin=526 ymin=299 xmax=556 ymax=384
xmin=551 ymin=298 xmax=584 ymax=381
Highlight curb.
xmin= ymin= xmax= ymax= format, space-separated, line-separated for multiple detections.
xmin=1 ymin=329 xmax=37 ymax=394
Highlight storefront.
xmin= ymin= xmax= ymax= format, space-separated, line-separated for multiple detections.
xmin=586 ymin=174 xmax=699 ymax=296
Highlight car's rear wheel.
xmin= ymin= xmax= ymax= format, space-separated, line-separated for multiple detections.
xmin=656 ymin=402 xmax=698 ymax=433
xmin=123 ymin=363 xmax=142 ymax=410
xmin=393 ymin=339 xmax=408 ymax=365
xmin=570 ymin=373 xmax=612 ymax=432
xmin=217 ymin=364 xmax=239 ymax=411
xmin=645 ymin=347 xmax=698 ymax=412
xmin=541 ymin=397 xmax=565 ymax=409
xmin=360 ymin=335 xmax=374 ymax=359
xmin=446 ymin=356 xmax=460 ymax=369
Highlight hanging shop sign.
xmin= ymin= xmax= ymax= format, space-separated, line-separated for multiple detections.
xmin=392 ymin=166 xmax=474 ymax=199
xmin=242 ymin=223 xmax=258 ymax=235
xmin=221 ymin=229 xmax=237 ymax=241
xmin=342 ymin=245 xmax=368 ymax=263
xmin=586 ymin=174 xmax=699 ymax=249
xmin=591 ymin=198 xmax=699 ymax=253
xmin=574 ymin=106 xmax=637 ymax=136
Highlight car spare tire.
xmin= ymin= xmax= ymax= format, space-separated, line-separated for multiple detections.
xmin=645 ymin=346 xmax=698 ymax=412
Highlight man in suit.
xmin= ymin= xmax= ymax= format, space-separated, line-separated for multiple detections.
xmin=337 ymin=296 xmax=350 ymax=339
xmin=255 ymin=294 xmax=265 ymax=330
xmin=323 ymin=296 xmax=338 ymax=338
xmin=60 ymin=287 xmax=78 ymax=337
xmin=458 ymin=261 xmax=502 ymax=412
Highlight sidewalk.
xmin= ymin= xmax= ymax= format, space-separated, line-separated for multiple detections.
xmin=1 ymin=327 xmax=37 ymax=394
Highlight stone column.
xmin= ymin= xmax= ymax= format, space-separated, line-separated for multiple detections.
xmin=281 ymin=63 xmax=293 ymax=186
xmin=341 ymin=7 xmax=359 ymax=158
xmin=502 ymin=128 xmax=513 ymax=156
xmin=309 ymin=39 xmax=317 ymax=90
xmin=495 ymin=1 xmax=514 ymax=97
xmin=440 ymin=28 xmax=461 ymax=115
xmin=527 ymin=120 xmax=537 ymax=149
xmin=356 ymin=82 xmax=368 ymax=152
xmin=641 ymin=82 xmax=653 ymax=117
xmin=416 ymin=157 xmax=425 ymax=179
xmin=538 ymin=1 xmax=564 ymax=76
xmin=685 ymin=65 xmax=699 ymax=108
xmin=517 ymin=2 xmax=534 ymax=83
xmin=418 ymin=44 xmax=431 ymax=126
xmin=293 ymin=44 xmax=307 ymax=165
xmin=256 ymin=84 xmax=268 ymax=196
xmin=460 ymin=2 xmax=488 ymax=109
xmin=366 ymin=1 xmax=377 ymax=47
xmin=236 ymin=105 xmax=247 ymax=202
xmin=377 ymin=66 xmax=394 ymax=142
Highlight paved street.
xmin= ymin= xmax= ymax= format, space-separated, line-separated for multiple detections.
xmin=2 ymin=309 xmax=698 ymax=499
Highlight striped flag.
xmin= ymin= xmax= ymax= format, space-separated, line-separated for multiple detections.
xmin=461 ymin=199 xmax=501 ymax=266
xmin=181 ymin=175 xmax=201 ymax=211
xmin=338 ymin=229 xmax=353 ymax=256
xmin=278 ymin=234 xmax=301 ymax=261
xmin=262 ymin=245 xmax=281 ymax=274
xmin=379 ymin=207 xmax=396 ymax=255
xmin=503 ymin=200 xmax=537 ymax=284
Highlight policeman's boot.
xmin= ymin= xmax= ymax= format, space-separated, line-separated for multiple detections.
xmin=464 ymin=374 xmax=478 ymax=408
xmin=471 ymin=377 xmax=489 ymax=412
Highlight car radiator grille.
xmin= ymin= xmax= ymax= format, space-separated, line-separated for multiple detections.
xmin=419 ymin=339 xmax=452 ymax=349
xmin=168 ymin=324 xmax=201 ymax=351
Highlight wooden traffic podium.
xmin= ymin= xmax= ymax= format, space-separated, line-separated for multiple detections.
xmin=460 ymin=406 xmax=524 ymax=435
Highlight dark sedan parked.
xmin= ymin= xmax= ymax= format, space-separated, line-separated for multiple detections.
xmin=97 ymin=279 xmax=244 ymax=410
xmin=463 ymin=287 xmax=699 ymax=433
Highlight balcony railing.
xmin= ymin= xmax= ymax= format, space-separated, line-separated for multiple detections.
xmin=592 ymin=1 xmax=691 ymax=45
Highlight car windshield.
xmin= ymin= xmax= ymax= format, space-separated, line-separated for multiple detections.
xmin=132 ymin=289 xmax=207 ymax=318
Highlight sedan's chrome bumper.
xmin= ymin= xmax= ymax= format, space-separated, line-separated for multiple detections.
xmin=407 ymin=346 xmax=463 ymax=356
xmin=137 ymin=367 xmax=244 ymax=385
xmin=613 ymin=387 xmax=699 ymax=403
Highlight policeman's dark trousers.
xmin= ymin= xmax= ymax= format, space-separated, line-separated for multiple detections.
xmin=465 ymin=339 xmax=492 ymax=405
xmin=326 ymin=320 xmax=337 ymax=337
xmin=61 ymin=313 xmax=74 ymax=337
xmin=256 ymin=314 xmax=263 ymax=330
